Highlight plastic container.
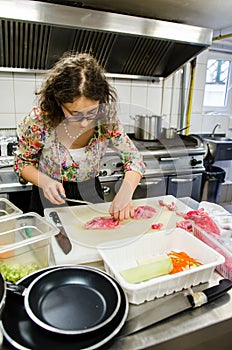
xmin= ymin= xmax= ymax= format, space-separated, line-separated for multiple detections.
xmin=192 ymin=223 xmax=232 ymax=280
xmin=98 ymin=228 xmax=225 ymax=304
xmin=0 ymin=212 xmax=59 ymax=282
xmin=0 ymin=198 xmax=22 ymax=218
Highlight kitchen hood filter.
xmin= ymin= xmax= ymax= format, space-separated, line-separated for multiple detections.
xmin=0 ymin=0 xmax=213 ymax=77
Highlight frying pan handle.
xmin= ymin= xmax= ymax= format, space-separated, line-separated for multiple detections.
xmin=6 ymin=281 xmax=26 ymax=296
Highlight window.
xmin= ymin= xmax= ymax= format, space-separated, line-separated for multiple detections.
xmin=203 ymin=51 xmax=232 ymax=113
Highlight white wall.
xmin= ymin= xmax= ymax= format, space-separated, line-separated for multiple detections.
xmin=1 ymin=49 xmax=231 ymax=135
xmin=0 ymin=55 xmax=202 ymax=133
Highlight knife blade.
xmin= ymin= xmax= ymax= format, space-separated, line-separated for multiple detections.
xmin=118 ymin=279 xmax=232 ymax=338
xmin=49 ymin=211 xmax=72 ymax=255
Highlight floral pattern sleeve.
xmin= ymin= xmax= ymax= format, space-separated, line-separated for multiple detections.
xmin=102 ymin=119 xmax=146 ymax=177
xmin=14 ymin=108 xmax=49 ymax=177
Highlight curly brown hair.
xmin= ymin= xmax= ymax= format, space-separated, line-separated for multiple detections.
xmin=36 ymin=52 xmax=117 ymax=127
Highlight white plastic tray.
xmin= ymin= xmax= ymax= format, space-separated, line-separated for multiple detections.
xmin=98 ymin=228 xmax=225 ymax=304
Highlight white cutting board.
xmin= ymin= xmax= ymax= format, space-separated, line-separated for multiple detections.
xmin=45 ymin=195 xmax=193 ymax=265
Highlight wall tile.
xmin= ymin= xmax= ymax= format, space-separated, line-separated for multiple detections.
xmin=14 ymin=77 xmax=37 ymax=114
xmin=130 ymin=83 xmax=147 ymax=108
xmin=35 ymin=73 xmax=45 ymax=90
xmin=161 ymin=88 xmax=172 ymax=124
xmin=192 ymin=89 xmax=204 ymax=114
xmin=217 ymin=115 xmax=230 ymax=134
xmin=15 ymin=113 xmax=27 ymax=127
xmin=115 ymin=83 xmax=131 ymax=103
xmin=194 ymin=63 xmax=207 ymax=90
xmin=115 ymin=82 xmax=131 ymax=126
xmin=163 ymin=75 xmax=173 ymax=88
xmin=189 ymin=114 xmax=203 ymax=133
xmin=0 ymin=72 xmax=13 ymax=80
xmin=0 ymin=78 xmax=15 ymax=114
xmin=114 ymin=79 xmax=131 ymax=87
xmin=146 ymin=85 xmax=162 ymax=115
xmin=197 ymin=49 xmax=209 ymax=64
xmin=170 ymin=88 xmax=181 ymax=118
xmin=201 ymin=115 xmax=214 ymax=133
xmin=0 ymin=114 xmax=16 ymax=128
xmin=147 ymin=79 xmax=162 ymax=88
xmin=117 ymin=102 xmax=131 ymax=127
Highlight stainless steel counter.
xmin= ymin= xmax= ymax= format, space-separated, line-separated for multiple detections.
xmin=0 ymin=168 xmax=32 ymax=193
xmin=1 ymin=198 xmax=232 ymax=349
xmin=109 ymin=273 xmax=232 ymax=349
xmin=1 ymin=271 xmax=232 ymax=350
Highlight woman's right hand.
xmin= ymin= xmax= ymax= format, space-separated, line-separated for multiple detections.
xmin=40 ymin=177 xmax=66 ymax=204
xmin=21 ymin=166 xmax=66 ymax=204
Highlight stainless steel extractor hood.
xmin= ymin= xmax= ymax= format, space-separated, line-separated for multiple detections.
xmin=0 ymin=0 xmax=213 ymax=78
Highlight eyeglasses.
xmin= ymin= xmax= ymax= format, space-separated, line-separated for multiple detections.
xmin=62 ymin=105 xmax=104 ymax=122
xmin=65 ymin=113 xmax=102 ymax=122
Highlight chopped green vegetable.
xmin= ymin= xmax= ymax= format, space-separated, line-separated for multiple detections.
xmin=0 ymin=262 xmax=40 ymax=282
xmin=120 ymin=255 xmax=173 ymax=284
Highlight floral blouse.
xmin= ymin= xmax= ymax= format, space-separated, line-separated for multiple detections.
xmin=14 ymin=107 xmax=146 ymax=182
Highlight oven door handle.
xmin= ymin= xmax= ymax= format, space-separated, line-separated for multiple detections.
xmin=159 ymin=157 xmax=180 ymax=162
xmin=138 ymin=178 xmax=164 ymax=186
xmin=170 ymin=177 xmax=198 ymax=183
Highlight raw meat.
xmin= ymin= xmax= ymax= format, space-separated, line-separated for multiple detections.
xmin=183 ymin=208 xmax=220 ymax=235
xmin=134 ymin=206 xmax=157 ymax=219
xmin=84 ymin=205 xmax=157 ymax=230
xmin=84 ymin=216 xmax=120 ymax=229
xmin=158 ymin=200 xmax=177 ymax=211
xmin=151 ymin=223 xmax=163 ymax=230
xmin=176 ymin=220 xmax=193 ymax=232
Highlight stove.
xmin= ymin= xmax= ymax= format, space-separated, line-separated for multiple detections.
xmin=0 ymin=135 xmax=17 ymax=168
xmin=100 ymin=134 xmax=206 ymax=177
xmin=0 ymin=156 xmax=14 ymax=168
xmin=99 ymin=134 xmax=207 ymax=202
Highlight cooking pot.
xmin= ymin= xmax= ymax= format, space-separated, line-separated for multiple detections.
xmin=6 ymin=266 xmax=121 ymax=335
xmin=131 ymin=115 xmax=162 ymax=140
xmin=162 ymin=125 xmax=190 ymax=139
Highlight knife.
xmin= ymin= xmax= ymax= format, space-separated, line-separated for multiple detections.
xmin=118 ymin=279 xmax=232 ymax=338
xmin=49 ymin=211 xmax=72 ymax=254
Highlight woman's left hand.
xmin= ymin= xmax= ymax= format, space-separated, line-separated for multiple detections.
xmin=109 ymin=171 xmax=141 ymax=220
xmin=110 ymin=195 xmax=134 ymax=220
xmin=109 ymin=194 xmax=135 ymax=221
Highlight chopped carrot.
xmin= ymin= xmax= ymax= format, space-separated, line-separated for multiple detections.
xmin=167 ymin=251 xmax=202 ymax=274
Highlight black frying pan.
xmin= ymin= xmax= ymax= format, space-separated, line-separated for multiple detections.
xmin=0 ymin=272 xmax=6 ymax=346
xmin=0 ymin=272 xmax=6 ymax=317
xmin=1 ymin=265 xmax=129 ymax=350
xmin=6 ymin=266 xmax=121 ymax=335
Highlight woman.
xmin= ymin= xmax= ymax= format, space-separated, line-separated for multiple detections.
xmin=14 ymin=52 xmax=145 ymax=220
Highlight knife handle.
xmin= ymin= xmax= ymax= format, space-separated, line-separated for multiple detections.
xmin=187 ymin=279 xmax=232 ymax=308
xmin=49 ymin=211 xmax=72 ymax=254
xmin=49 ymin=211 xmax=64 ymax=228
xmin=203 ymin=279 xmax=232 ymax=302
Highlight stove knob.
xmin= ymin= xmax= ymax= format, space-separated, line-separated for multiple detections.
xmin=102 ymin=186 xmax=111 ymax=196
xmin=190 ymin=158 xmax=202 ymax=166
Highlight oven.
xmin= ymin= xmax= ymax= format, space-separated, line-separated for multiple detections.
xmin=99 ymin=134 xmax=207 ymax=203
xmin=167 ymin=173 xmax=203 ymax=201
xmin=100 ymin=174 xmax=167 ymax=202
